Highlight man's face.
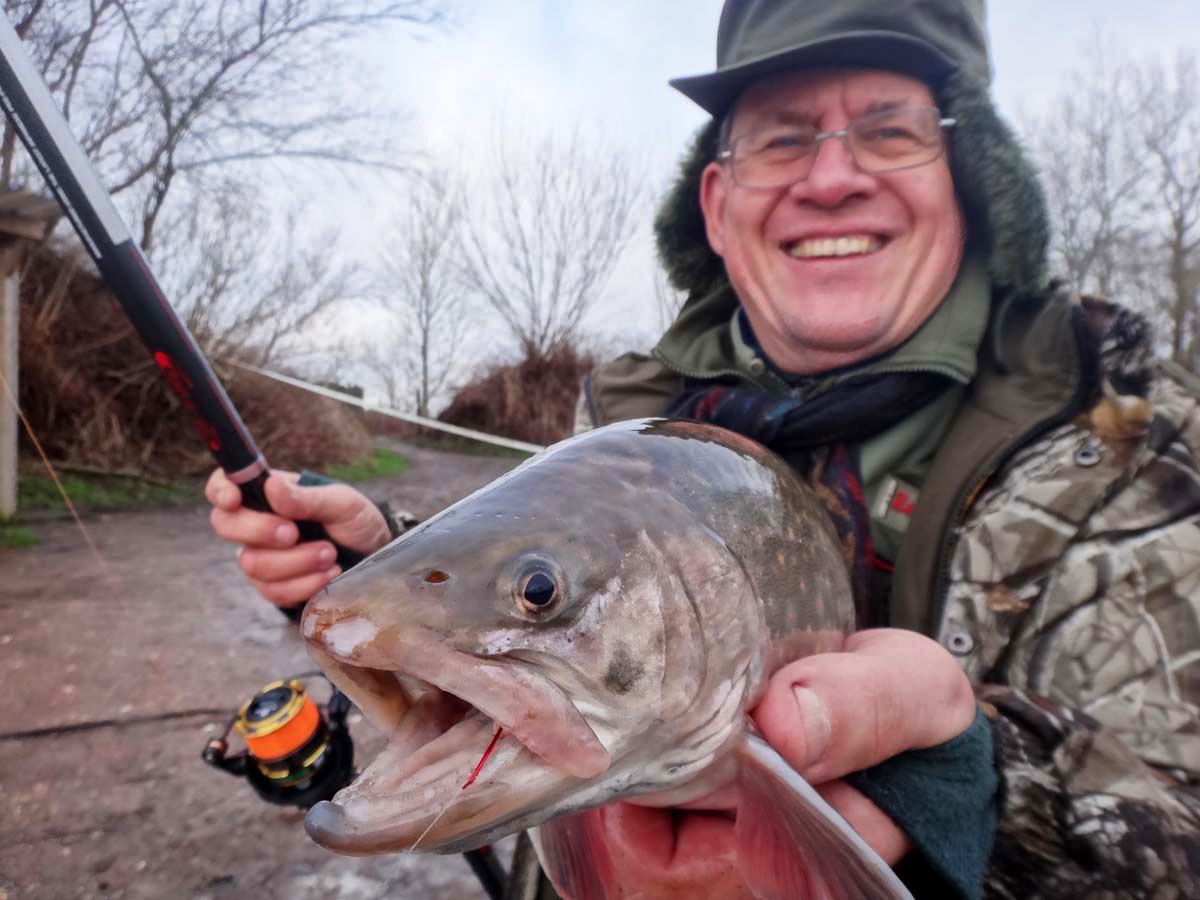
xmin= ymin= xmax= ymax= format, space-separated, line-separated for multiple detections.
xmin=700 ymin=69 xmax=965 ymax=374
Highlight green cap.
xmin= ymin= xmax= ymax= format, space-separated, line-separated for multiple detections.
xmin=671 ymin=0 xmax=991 ymax=116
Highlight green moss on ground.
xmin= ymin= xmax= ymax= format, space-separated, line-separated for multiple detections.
xmin=0 ymin=521 xmax=39 ymax=548
xmin=325 ymin=448 xmax=410 ymax=482
xmin=17 ymin=471 xmax=196 ymax=513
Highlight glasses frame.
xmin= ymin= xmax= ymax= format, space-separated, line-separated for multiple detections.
xmin=716 ymin=107 xmax=957 ymax=190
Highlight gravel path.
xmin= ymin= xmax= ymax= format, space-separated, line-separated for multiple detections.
xmin=0 ymin=442 xmax=522 ymax=900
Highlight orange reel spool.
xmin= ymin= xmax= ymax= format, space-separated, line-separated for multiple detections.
xmin=235 ymin=680 xmax=321 ymax=772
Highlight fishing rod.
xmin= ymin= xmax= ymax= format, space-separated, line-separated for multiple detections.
xmin=0 ymin=19 xmax=509 ymax=899
xmin=0 ymin=13 xmax=364 ymax=620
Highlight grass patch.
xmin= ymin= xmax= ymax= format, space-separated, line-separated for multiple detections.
xmin=325 ymin=447 xmax=411 ymax=482
xmin=18 ymin=471 xmax=196 ymax=513
xmin=0 ymin=521 xmax=39 ymax=548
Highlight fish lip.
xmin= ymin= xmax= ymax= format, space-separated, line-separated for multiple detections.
xmin=302 ymin=629 xmax=611 ymax=852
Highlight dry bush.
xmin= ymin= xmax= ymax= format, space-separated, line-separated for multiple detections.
xmin=438 ymin=344 xmax=594 ymax=447
xmin=17 ymin=241 xmax=371 ymax=477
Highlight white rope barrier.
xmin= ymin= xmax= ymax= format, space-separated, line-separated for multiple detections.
xmin=232 ymin=363 xmax=545 ymax=456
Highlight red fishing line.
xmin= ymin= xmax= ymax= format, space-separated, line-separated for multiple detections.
xmin=462 ymin=726 xmax=504 ymax=789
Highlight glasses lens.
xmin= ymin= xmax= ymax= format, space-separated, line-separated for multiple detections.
xmin=848 ymin=108 xmax=944 ymax=173
xmin=731 ymin=125 xmax=817 ymax=189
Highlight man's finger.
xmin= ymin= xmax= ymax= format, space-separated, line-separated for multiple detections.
xmin=751 ymin=628 xmax=976 ymax=784
xmin=239 ymin=541 xmax=336 ymax=583
xmin=816 ymin=779 xmax=911 ymax=865
xmin=210 ymin=506 xmax=299 ymax=548
xmin=249 ymin=567 xmax=341 ymax=609
xmin=204 ymin=468 xmax=242 ymax=511
xmin=262 ymin=474 xmax=364 ymax=527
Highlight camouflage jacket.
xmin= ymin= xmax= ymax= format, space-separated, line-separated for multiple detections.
xmin=574 ymin=292 xmax=1200 ymax=898
xmin=945 ymin=300 xmax=1200 ymax=899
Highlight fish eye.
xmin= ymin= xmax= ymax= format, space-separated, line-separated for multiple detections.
xmin=515 ymin=567 xmax=559 ymax=614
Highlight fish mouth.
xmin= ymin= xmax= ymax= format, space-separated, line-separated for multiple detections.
xmin=301 ymin=625 xmax=611 ymax=855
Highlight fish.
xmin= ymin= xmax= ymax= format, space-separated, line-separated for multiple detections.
xmin=300 ymin=418 xmax=914 ymax=899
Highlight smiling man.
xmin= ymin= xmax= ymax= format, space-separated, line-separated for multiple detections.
xmin=205 ymin=0 xmax=1200 ymax=897
xmin=571 ymin=0 xmax=1200 ymax=897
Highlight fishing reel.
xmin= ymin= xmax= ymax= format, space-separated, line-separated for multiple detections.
xmin=202 ymin=674 xmax=356 ymax=809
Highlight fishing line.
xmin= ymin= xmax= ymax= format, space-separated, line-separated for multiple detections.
xmin=406 ymin=724 xmax=506 ymax=854
xmin=0 ymin=363 xmax=108 ymax=575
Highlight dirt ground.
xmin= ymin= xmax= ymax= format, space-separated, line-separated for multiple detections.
xmin=0 ymin=441 xmax=523 ymax=900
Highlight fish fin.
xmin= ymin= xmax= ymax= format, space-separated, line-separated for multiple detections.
xmin=735 ymin=734 xmax=915 ymax=900
xmin=530 ymin=810 xmax=615 ymax=900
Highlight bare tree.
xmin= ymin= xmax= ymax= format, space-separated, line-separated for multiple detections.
xmin=1 ymin=0 xmax=123 ymax=185
xmin=1023 ymin=38 xmax=1147 ymax=298
xmin=460 ymin=128 xmax=644 ymax=357
xmin=3 ymin=0 xmax=450 ymax=250
xmin=374 ymin=169 xmax=466 ymax=416
xmin=154 ymin=187 xmax=362 ymax=369
xmin=1134 ymin=53 xmax=1200 ymax=369
xmin=1023 ymin=41 xmax=1200 ymax=371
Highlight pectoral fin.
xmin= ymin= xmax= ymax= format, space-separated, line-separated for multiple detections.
xmin=530 ymin=810 xmax=615 ymax=900
xmin=735 ymin=734 xmax=914 ymax=900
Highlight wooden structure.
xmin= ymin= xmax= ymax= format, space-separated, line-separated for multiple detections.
xmin=0 ymin=189 xmax=59 ymax=518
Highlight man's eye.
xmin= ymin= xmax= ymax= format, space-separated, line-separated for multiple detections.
xmin=862 ymin=126 xmax=918 ymax=142
xmin=750 ymin=132 xmax=813 ymax=155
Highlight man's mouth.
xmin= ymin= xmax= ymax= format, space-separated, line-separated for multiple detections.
xmin=785 ymin=234 xmax=884 ymax=259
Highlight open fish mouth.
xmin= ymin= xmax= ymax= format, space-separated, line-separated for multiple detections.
xmin=301 ymin=622 xmax=611 ymax=854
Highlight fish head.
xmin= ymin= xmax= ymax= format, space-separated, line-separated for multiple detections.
xmin=301 ymin=423 xmax=740 ymax=854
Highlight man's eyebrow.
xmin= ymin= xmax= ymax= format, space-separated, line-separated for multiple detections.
xmin=756 ymin=109 xmax=819 ymax=128
xmin=861 ymin=99 xmax=911 ymax=115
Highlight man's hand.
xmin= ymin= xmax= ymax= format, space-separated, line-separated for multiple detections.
xmin=751 ymin=628 xmax=978 ymax=863
xmin=205 ymin=468 xmax=392 ymax=609
xmin=593 ymin=628 xmax=977 ymax=897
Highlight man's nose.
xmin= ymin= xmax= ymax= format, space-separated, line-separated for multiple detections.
xmin=788 ymin=134 xmax=875 ymax=206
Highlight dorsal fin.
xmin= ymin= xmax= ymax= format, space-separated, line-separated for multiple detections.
xmin=735 ymin=734 xmax=915 ymax=900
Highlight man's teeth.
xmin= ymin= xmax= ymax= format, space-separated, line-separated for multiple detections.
xmin=787 ymin=235 xmax=882 ymax=258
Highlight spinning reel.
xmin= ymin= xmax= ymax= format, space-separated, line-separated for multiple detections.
xmin=200 ymin=674 xmax=511 ymax=899
xmin=201 ymin=674 xmax=355 ymax=809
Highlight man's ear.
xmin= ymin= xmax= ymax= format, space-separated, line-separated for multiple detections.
xmin=699 ymin=161 xmax=729 ymax=258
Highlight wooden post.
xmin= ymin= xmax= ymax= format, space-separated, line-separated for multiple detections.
xmin=0 ymin=190 xmax=58 ymax=519
xmin=0 ymin=245 xmax=17 ymax=519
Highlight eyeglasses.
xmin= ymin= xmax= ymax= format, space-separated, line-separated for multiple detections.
xmin=717 ymin=107 xmax=956 ymax=189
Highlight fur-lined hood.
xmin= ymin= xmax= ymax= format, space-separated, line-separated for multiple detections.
xmin=651 ymin=71 xmax=1051 ymax=321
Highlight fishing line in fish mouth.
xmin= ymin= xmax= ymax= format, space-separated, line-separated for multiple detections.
xmin=404 ymin=724 xmax=506 ymax=855
xmin=0 ymin=364 xmax=108 ymax=576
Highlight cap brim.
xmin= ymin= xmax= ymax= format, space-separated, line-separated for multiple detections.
xmin=670 ymin=32 xmax=956 ymax=117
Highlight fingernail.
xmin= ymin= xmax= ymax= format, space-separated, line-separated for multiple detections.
xmin=218 ymin=489 xmax=235 ymax=506
xmin=318 ymin=546 xmax=336 ymax=565
xmin=792 ymin=686 xmax=832 ymax=763
xmin=275 ymin=525 xmax=294 ymax=544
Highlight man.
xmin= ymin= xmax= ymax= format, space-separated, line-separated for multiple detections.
xmin=207 ymin=0 xmax=1200 ymax=897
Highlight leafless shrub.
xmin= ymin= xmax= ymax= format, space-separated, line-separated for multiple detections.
xmin=438 ymin=343 xmax=594 ymax=447
xmin=16 ymin=239 xmax=370 ymax=475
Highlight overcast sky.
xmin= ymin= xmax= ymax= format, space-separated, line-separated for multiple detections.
xmin=343 ymin=1 xmax=1200 ymax=360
